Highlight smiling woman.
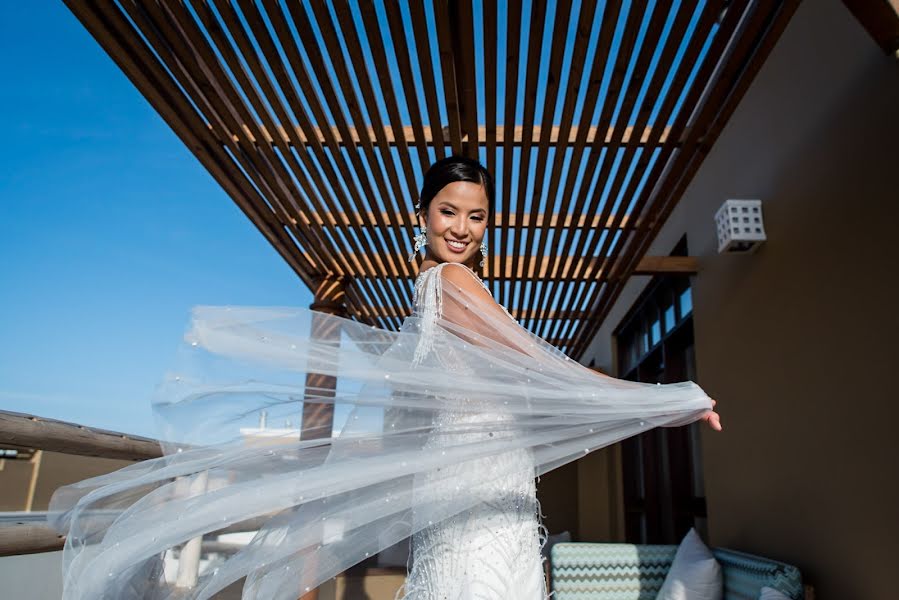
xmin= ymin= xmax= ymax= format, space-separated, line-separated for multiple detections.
xmin=409 ymin=156 xmax=493 ymax=272
xmin=395 ymin=157 xmax=718 ymax=600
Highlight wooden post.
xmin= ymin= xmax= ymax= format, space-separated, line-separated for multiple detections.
xmin=301 ymin=275 xmax=348 ymax=441
xmin=301 ymin=275 xmax=347 ymax=600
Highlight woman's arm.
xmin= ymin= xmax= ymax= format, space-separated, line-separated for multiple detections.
xmin=437 ymin=262 xmax=723 ymax=431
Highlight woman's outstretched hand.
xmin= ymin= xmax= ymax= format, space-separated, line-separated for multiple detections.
xmin=702 ymin=398 xmax=723 ymax=431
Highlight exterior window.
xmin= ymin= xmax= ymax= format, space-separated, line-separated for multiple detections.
xmin=679 ymin=287 xmax=693 ymax=317
xmin=612 ymin=236 xmax=708 ymax=544
xmin=619 ymin=280 xmax=692 ymax=374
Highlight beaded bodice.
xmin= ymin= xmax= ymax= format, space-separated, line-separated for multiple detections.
xmin=398 ymin=262 xmax=549 ymax=600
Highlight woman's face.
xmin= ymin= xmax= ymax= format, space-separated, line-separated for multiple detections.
xmin=419 ymin=181 xmax=489 ymax=268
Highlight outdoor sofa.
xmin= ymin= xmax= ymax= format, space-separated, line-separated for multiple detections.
xmin=550 ymin=541 xmax=804 ymax=600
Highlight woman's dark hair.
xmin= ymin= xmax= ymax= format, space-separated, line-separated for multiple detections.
xmin=418 ymin=156 xmax=495 ymax=216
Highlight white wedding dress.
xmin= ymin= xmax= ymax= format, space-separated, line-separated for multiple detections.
xmin=48 ymin=260 xmax=713 ymax=600
xmin=398 ymin=264 xmax=548 ymax=599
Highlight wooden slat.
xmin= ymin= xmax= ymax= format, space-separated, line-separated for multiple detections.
xmin=496 ymin=0 xmax=525 ymax=304
xmin=408 ymin=1 xmax=448 ymax=161
xmin=237 ymin=0 xmax=390 ymax=313
xmin=451 ymin=0 xmax=480 ymax=159
xmin=483 ymin=0 xmax=499 ymax=282
xmin=433 ymin=0 xmax=464 ymax=157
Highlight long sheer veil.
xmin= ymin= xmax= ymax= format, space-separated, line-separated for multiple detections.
xmin=48 ymin=261 xmax=712 ymax=599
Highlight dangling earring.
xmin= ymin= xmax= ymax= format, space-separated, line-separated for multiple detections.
xmin=408 ymin=199 xmax=428 ymax=263
xmin=479 ymin=241 xmax=488 ymax=267
xmin=408 ymin=225 xmax=428 ymax=262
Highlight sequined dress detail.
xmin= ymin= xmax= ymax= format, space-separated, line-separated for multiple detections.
xmin=396 ymin=263 xmax=549 ymax=600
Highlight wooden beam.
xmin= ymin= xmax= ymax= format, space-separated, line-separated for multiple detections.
xmin=842 ymin=0 xmax=899 ymax=54
xmin=0 ymin=410 xmax=162 ymax=462
xmin=343 ymin=255 xmax=698 ymax=280
xmin=225 ymin=124 xmax=673 ymax=147
xmin=363 ymin=307 xmax=592 ymax=320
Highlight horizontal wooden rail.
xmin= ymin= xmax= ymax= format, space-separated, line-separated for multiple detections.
xmin=0 ymin=513 xmax=66 ymax=556
xmin=0 ymin=522 xmax=64 ymax=556
xmin=335 ymin=255 xmax=699 ymax=281
xmin=0 ymin=508 xmax=271 ymax=556
xmin=0 ymin=410 xmax=162 ymax=462
xmin=363 ymin=307 xmax=592 ymax=320
xmin=289 ymin=211 xmax=641 ymax=230
xmin=225 ymin=123 xmax=675 ymax=148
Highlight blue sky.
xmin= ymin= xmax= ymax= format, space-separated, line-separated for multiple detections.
xmin=0 ymin=3 xmax=312 ymax=436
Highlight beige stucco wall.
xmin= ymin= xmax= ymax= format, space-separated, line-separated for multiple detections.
xmin=0 ymin=450 xmax=133 ymax=511
xmin=582 ymin=0 xmax=899 ymax=597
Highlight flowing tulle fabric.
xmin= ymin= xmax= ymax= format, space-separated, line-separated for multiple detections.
xmin=48 ymin=262 xmax=712 ymax=599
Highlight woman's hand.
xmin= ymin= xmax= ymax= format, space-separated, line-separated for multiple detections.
xmin=702 ymin=398 xmax=723 ymax=431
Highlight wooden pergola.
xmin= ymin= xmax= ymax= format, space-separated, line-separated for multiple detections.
xmin=64 ymin=0 xmax=799 ymax=360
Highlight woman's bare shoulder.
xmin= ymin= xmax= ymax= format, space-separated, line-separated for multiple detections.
xmin=439 ymin=263 xmax=492 ymax=297
xmin=418 ymin=261 xmax=487 ymax=294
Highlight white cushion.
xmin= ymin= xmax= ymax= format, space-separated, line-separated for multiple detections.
xmin=759 ymin=586 xmax=793 ymax=600
xmin=655 ymin=528 xmax=723 ymax=600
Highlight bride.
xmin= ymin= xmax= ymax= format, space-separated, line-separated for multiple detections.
xmin=49 ymin=156 xmax=721 ymax=600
